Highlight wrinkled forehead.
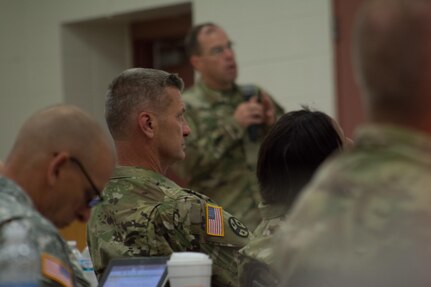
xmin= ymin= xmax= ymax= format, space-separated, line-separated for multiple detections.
xmin=198 ymin=26 xmax=229 ymax=49
xmin=200 ymin=25 xmax=222 ymax=36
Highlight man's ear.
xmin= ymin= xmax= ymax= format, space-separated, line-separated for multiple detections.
xmin=138 ymin=112 xmax=156 ymax=138
xmin=190 ymin=55 xmax=202 ymax=71
xmin=47 ymin=152 xmax=69 ymax=186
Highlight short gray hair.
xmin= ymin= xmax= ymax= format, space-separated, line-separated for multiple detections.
xmin=105 ymin=68 xmax=184 ymax=139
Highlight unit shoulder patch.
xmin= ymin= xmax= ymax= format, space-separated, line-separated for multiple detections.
xmin=228 ymin=216 xmax=249 ymax=238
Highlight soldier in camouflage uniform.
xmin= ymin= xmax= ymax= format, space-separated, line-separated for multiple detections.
xmin=172 ymin=23 xmax=284 ymax=230
xmin=277 ymin=1 xmax=431 ymax=286
xmin=0 ymin=105 xmax=115 ymax=287
xmin=237 ymin=109 xmax=348 ymax=286
xmin=87 ymin=68 xmax=250 ymax=287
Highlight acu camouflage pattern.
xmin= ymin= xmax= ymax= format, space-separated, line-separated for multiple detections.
xmin=87 ymin=166 xmax=250 ymax=287
xmin=276 ymin=125 xmax=431 ymax=287
xmin=173 ymin=80 xmax=284 ymax=230
xmin=0 ymin=176 xmax=89 ymax=287
xmin=237 ymin=203 xmax=287 ymax=286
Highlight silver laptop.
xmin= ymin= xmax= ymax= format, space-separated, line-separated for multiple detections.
xmin=98 ymin=257 xmax=169 ymax=287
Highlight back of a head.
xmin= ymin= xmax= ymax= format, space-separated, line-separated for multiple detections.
xmin=7 ymin=105 xmax=113 ymax=168
xmin=354 ymin=0 xmax=431 ymax=123
xmin=257 ymin=108 xmax=343 ymax=206
xmin=105 ymin=68 xmax=184 ymax=140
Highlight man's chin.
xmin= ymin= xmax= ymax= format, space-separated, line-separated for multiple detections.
xmin=53 ymin=218 xmax=74 ymax=229
xmin=225 ymin=69 xmax=237 ymax=81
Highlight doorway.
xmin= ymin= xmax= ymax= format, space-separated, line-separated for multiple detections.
xmin=131 ymin=9 xmax=193 ymax=88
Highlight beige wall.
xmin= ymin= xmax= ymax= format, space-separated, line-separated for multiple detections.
xmin=0 ymin=0 xmax=334 ymax=159
xmin=194 ymin=0 xmax=334 ymax=115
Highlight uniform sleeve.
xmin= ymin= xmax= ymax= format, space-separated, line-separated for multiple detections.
xmin=5 ymin=218 xmax=90 ymax=287
xmin=151 ymin=198 xmax=197 ymax=253
xmin=237 ymin=254 xmax=278 ymax=287
xmin=237 ymin=235 xmax=279 ymax=287
xmin=89 ymin=200 xmax=195 ymax=277
xmin=187 ymin=200 xmax=252 ymax=287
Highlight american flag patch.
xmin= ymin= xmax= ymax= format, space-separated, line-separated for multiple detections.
xmin=41 ymin=253 xmax=72 ymax=287
xmin=206 ymin=203 xmax=224 ymax=237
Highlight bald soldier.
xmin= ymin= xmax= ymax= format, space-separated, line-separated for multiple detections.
xmin=87 ymin=68 xmax=250 ymax=287
xmin=277 ymin=1 xmax=431 ymax=286
xmin=0 ymin=105 xmax=115 ymax=286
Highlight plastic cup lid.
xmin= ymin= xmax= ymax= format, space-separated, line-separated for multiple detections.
xmin=168 ymin=252 xmax=212 ymax=265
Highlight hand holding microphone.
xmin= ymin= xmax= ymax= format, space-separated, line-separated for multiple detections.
xmin=233 ymin=85 xmax=264 ymax=142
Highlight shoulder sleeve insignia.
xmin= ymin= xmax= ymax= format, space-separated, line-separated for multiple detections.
xmin=228 ymin=216 xmax=249 ymax=238
xmin=206 ymin=203 xmax=224 ymax=237
xmin=41 ymin=253 xmax=72 ymax=287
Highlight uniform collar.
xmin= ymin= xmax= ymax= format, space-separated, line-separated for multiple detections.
xmin=355 ymin=124 xmax=431 ymax=154
xmin=258 ymin=201 xmax=288 ymax=220
xmin=112 ymin=166 xmax=179 ymax=188
xmin=196 ymin=80 xmax=242 ymax=105
xmin=0 ymin=176 xmax=35 ymax=209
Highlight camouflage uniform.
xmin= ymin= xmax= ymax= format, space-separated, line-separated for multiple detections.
xmin=277 ymin=125 xmax=431 ymax=287
xmin=173 ymin=80 xmax=284 ymax=230
xmin=87 ymin=166 xmax=250 ymax=287
xmin=0 ymin=176 xmax=89 ymax=287
xmin=237 ymin=203 xmax=287 ymax=286
xmin=253 ymin=202 xmax=288 ymax=238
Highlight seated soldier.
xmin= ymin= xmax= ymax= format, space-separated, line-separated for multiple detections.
xmin=0 ymin=105 xmax=115 ymax=286
xmin=87 ymin=68 xmax=250 ymax=287
xmin=238 ymin=108 xmax=351 ymax=286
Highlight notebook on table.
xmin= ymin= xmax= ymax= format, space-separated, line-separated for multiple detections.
xmin=98 ymin=256 xmax=169 ymax=287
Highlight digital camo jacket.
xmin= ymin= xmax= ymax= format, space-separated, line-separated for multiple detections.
xmin=173 ymin=80 xmax=284 ymax=230
xmin=237 ymin=203 xmax=288 ymax=286
xmin=87 ymin=166 xmax=251 ymax=287
xmin=0 ymin=176 xmax=89 ymax=287
xmin=277 ymin=125 xmax=431 ymax=287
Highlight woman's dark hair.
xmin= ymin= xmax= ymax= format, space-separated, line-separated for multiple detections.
xmin=256 ymin=107 xmax=343 ymax=206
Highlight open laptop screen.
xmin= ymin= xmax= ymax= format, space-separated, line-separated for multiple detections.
xmin=98 ymin=257 xmax=169 ymax=287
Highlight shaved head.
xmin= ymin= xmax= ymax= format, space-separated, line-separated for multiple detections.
xmin=4 ymin=104 xmax=115 ymax=228
xmin=8 ymin=104 xmax=112 ymax=165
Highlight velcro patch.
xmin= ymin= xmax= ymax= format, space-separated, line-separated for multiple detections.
xmin=41 ymin=253 xmax=72 ymax=287
xmin=206 ymin=203 xmax=224 ymax=237
xmin=228 ymin=216 xmax=249 ymax=238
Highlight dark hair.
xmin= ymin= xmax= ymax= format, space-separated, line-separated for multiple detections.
xmin=105 ymin=68 xmax=184 ymax=139
xmin=184 ymin=22 xmax=217 ymax=57
xmin=256 ymin=107 xmax=343 ymax=206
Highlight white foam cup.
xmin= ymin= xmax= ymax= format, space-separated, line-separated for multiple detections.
xmin=167 ymin=252 xmax=213 ymax=287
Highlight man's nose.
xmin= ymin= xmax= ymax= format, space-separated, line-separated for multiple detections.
xmin=183 ymin=122 xmax=191 ymax=137
xmin=223 ymin=46 xmax=235 ymax=59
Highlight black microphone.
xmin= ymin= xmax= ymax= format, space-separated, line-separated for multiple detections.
xmin=241 ymin=85 xmax=262 ymax=142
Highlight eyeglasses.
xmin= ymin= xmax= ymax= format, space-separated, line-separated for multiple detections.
xmin=69 ymin=157 xmax=104 ymax=208
xmin=208 ymin=41 xmax=234 ymax=57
